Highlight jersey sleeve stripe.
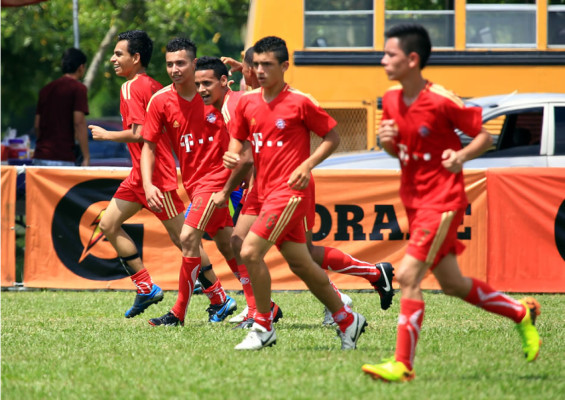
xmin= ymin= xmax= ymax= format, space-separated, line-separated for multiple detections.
xmin=428 ymin=84 xmax=464 ymax=107
xmin=121 ymin=80 xmax=132 ymax=100
xmin=287 ymin=87 xmax=320 ymax=106
xmin=146 ymin=84 xmax=173 ymax=111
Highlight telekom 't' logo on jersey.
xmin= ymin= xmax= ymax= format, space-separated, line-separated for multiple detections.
xmin=252 ymin=132 xmax=284 ymax=153
xmin=180 ymin=133 xmax=216 ymax=153
xmin=180 ymin=133 xmax=194 ymax=153
xmin=252 ymin=133 xmax=263 ymax=153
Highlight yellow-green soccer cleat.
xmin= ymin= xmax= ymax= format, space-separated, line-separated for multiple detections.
xmin=516 ymin=297 xmax=541 ymax=362
xmin=362 ymin=358 xmax=415 ymax=382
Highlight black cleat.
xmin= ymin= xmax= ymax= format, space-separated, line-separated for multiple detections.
xmin=148 ymin=311 xmax=184 ymax=327
xmin=271 ymin=302 xmax=283 ymax=323
xmin=372 ymin=262 xmax=395 ymax=310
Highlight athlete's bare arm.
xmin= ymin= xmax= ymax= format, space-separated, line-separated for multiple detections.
xmin=89 ymin=123 xmax=144 ymax=143
xmin=288 ymin=128 xmax=340 ymax=190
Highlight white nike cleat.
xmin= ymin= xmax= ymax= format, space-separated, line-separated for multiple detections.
xmin=337 ymin=312 xmax=367 ymax=350
xmin=229 ymin=306 xmax=249 ymax=323
xmin=234 ymin=323 xmax=277 ymax=350
xmin=323 ymin=292 xmax=353 ymax=326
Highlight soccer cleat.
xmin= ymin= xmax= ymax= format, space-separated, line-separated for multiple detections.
xmin=372 ymin=262 xmax=395 ymax=310
xmin=271 ymin=302 xmax=283 ymax=323
xmin=233 ymin=317 xmax=255 ymax=330
xmin=362 ymin=358 xmax=415 ymax=382
xmin=148 ymin=311 xmax=184 ymax=327
xmin=193 ymin=279 xmax=203 ymax=295
xmin=234 ymin=322 xmax=277 ymax=350
xmin=207 ymin=295 xmax=237 ymax=322
xmin=229 ymin=306 xmax=249 ymax=323
xmin=516 ymin=297 xmax=541 ymax=362
xmin=336 ymin=311 xmax=367 ymax=350
xmin=323 ymin=292 xmax=353 ymax=326
xmin=322 ymin=309 xmax=334 ymax=326
xmin=125 ymin=284 xmax=164 ymax=318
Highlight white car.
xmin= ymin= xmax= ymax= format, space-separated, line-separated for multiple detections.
xmin=317 ymin=92 xmax=565 ymax=169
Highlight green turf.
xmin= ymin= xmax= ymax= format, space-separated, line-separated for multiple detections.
xmin=2 ymin=290 xmax=564 ymax=400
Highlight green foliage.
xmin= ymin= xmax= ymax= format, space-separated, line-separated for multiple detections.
xmin=386 ymin=0 xmax=454 ymax=11
xmin=1 ymin=0 xmax=249 ymax=135
xmin=2 ymin=290 xmax=565 ymax=399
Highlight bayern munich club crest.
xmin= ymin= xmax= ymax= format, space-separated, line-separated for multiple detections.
xmin=418 ymin=125 xmax=430 ymax=137
xmin=275 ymin=118 xmax=286 ymax=129
xmin=206 ymin=112 xmax=217 ymax=123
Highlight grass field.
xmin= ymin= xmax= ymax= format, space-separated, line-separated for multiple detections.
xmin=2 ymin=290 xmax=564 ymax=399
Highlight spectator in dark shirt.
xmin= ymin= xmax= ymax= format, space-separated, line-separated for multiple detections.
xmin=34 ymin=48 xmax=90 ymax=166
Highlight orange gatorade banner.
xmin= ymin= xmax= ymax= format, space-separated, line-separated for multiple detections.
xmin=209 ymin=169 xmax=487 ymax=291
xmin=303 ymin=169 xmax=488 ymax=291
xmin=21 ymin=167 xmax=491 ymax=292
xmin=1 ymin=166 xmax=17 ymax=286
xmin=23 ymin=167 xmax=564 ymax=293
xmin=486 ymin=168 xmax=565 ymax=292
xmin=24 ymin=167 xmax=187 ymax=290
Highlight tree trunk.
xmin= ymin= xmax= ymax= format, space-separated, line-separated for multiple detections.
xmin=82 ymin=2 xmax=140 ymax=90
xmin=83 ymin=24 xmax=119 ymax=90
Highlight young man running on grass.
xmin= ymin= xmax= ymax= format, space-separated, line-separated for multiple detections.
xmin=225 ymin=36 xmax=368 ymax=350
xmin=219 ymin=50 xmax=395 ymax=329
xmin=362 ymin=23 xmax=541 ymax=382
xmin=141 ymin=38 xmax=238 ymax=327
xmin=88 ymin=30 xmax=182 ymax=318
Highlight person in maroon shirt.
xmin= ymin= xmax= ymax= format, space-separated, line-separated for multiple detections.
xmin=34 ymin=48 xmax=90 ymax=166
xmin=362 ymin=23 xmax=541 ymax=383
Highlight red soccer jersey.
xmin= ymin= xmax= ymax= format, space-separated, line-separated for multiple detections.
xmin=221 ymin=89 xmax=244 ymax=133
xmin=382 ymin=82 xmax=483 ymax=210
xmin=119 ymin=73 xmax=177 ymax=192
xmin=144 ymin=84 xmax=230 ymax=198
xmin=232 ymin=84 xmax=336 ymax=200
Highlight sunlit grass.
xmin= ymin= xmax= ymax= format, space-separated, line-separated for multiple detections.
xmin=2 ymin=290 xmax=564 ymax=400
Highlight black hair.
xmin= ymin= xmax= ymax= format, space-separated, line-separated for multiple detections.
xmin=253 ymin=36 xmax=288 ymax=64
xmin=243 ymin=47 xmax=254 ymax=66
xmin=195 ymin=56 xmax=229 ymax=80
xmin=166 ymin=37 xmax=197 ymax=59
xmin=61 ymin=48 xmax=87 ymax=73
xmin=385 ymin=23 xmax=432 ymax=69
xmin=117 ymin=30 xmax=153 ymax=68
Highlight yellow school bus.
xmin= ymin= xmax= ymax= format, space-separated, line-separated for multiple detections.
xmin=245 ymin=0 xmax=565 ymax=151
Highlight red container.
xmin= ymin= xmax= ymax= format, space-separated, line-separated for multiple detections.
xmin=8 ymin=138 xmax=28 ymax=159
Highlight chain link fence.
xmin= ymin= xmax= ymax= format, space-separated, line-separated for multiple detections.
xmin=310 ymin=107 xmax=372 ymax=153
xmin=311 ymin=104 xmax=503 ymax=155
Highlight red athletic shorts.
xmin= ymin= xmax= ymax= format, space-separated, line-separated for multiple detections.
xmin=114 ymin=180 xmax=184 ymax=221
xmin=250 ymin=188 xmax=310 ymax=247
xmin=242 ymin=180 xmax=315 ymax=226
xmin=405 ymin=207 xmax=466 ymax=269
xmin=184 ymin=191 xmax=233 ymax=237
xmin=240 ymin=185 xmax=261 ymax=216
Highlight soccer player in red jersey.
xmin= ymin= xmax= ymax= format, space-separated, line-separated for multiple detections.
xmin=196 ymin=55 xmax=285 ymax=328
xmin=225 ymin=36 xmax=368 ymax=350
xmin=361 ymin=23 xmax=541 ymax=382
xmin=87 ymin=30 xmax=184 ymax=318
xmin=221 ymin=47 xmax=260 ymax=93
xmin=185 ymin=55 xmax=250 ymax=321
xmin=219 ymin=49 xmax=395 ymax=328
xmin=140 ymin=38 xmax=238 ymax=327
